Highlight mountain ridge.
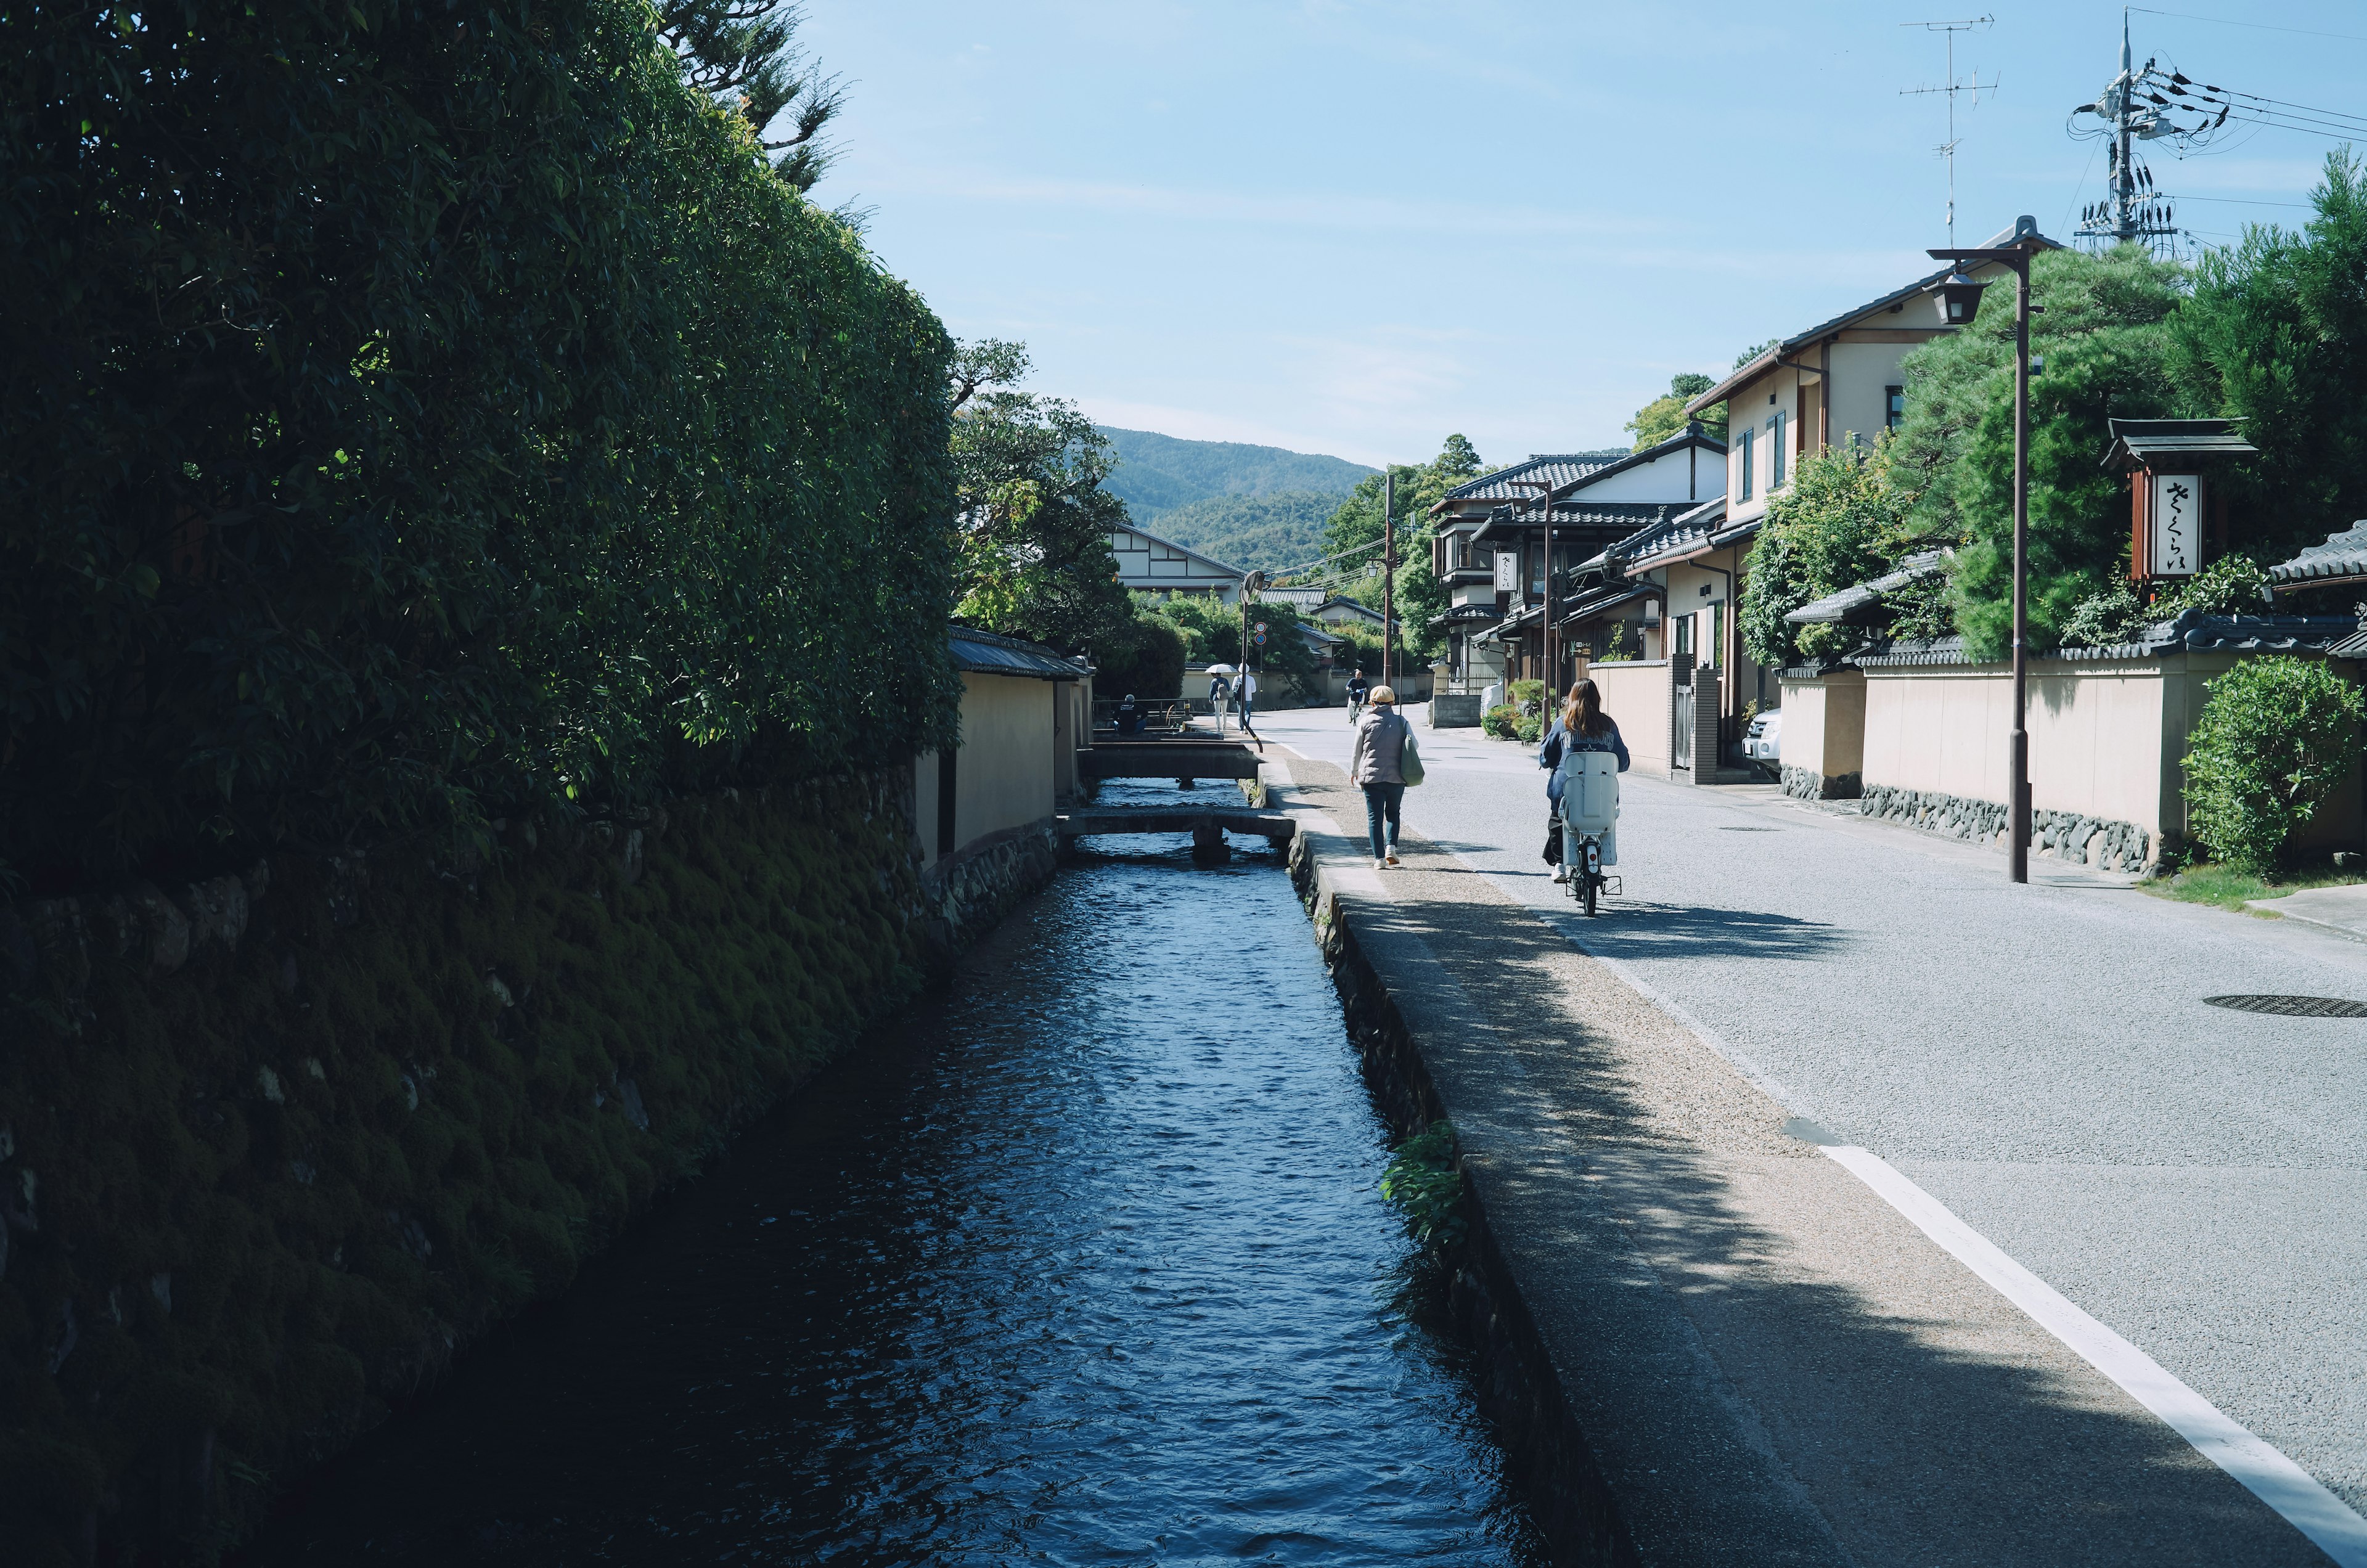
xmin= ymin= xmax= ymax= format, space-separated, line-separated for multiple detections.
xmin=1096 ymin=426 xmax=1375 ymax=522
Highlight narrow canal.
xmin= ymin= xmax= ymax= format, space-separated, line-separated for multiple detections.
xmin=242 ymin=807 xmax=1545 ymax=1566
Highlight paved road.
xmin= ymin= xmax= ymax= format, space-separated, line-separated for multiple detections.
xmin=1254 ymin=701 xmax=2367 ymax=1540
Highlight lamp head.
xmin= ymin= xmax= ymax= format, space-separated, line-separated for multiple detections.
xmin=1927 ymin=269 xmax=1991 ymax=327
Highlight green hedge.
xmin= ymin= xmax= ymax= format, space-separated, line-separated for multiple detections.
xmin=1 ymin=0 xmax=958 ymax=890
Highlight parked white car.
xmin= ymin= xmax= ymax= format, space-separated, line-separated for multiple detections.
xmin=1744 ymin=709 xmax=1782 ymax=772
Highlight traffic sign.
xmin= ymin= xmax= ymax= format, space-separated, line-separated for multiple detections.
xmin=1253 ymin=632 xmax=1267 ymax=645
xmin=1254 ymin=621 xmax=1267 ymax=633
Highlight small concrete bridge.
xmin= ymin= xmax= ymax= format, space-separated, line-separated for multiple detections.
xmin=1077 ymin=738 xmax=1262 ymax=783
xmin=1056 ymin=804 xmax=1296 ymax=861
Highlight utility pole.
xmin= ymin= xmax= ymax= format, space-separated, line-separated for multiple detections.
xmin=2069 ymin=15 xmax=2182 ymax=252
xmin=1506 ymin=480 xmax=1556 ymax=703
xmin=1380 ymin=470 xmax=1396 ymax=688
xmin=1901 ymin=16 xmax=1997 ymax=249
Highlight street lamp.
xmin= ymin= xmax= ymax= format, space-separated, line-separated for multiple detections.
xmin=1927 ymin=214 xmax=2043 ymax=884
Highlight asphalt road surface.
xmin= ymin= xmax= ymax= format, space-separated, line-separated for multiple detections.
xmin=1257 ymin=700 xmax=2367 ymax=1543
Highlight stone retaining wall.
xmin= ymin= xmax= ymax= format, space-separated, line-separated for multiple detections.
xmin=1856 ymin=783 xmax=2154 ymax=872
xmin=1781 ymin=765 xmax=1862 ymax=802
xmin=920 ymin=820 xmax=1059 ymax=957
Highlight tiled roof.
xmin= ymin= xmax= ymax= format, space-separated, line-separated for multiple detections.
xmin=1611 ymin=496 xmax=1727 ymax=570
xmin=1856 ymin=612 xmax=2359 ymax=667
xmin=1428 ymin=603 xmax=1502 ymax=631
xmin=1786 ymin=550 xmax=1950 ymax=626
xmin=1439 ymin=449 xmax=1632 ymax=504
xmin=1474 ymin=499 xmax=1686 ymax=543
xmin=1558 ymin=583 xmax=1659 ymax=626
xmin=2270 ymin=521 xmax=2367 ymax=586
xmin=950 ymin=626 xmax=1093 ymax=679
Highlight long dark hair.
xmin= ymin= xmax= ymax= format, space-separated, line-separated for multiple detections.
xmin=1561 ymin=678 xmax=1606 ymax=737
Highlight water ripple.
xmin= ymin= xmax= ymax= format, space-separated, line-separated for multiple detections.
xmin=241 ymin=842 xmax=1543 ymax=1567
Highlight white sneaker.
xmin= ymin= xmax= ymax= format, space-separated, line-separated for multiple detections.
xmin=1373 ymin=858 xmax=1388 ymax=870
xmin=1552 ymin=867 xmax=1569 ymax=883
xmin=1385 ymin=854 xmax=1400 ymax=866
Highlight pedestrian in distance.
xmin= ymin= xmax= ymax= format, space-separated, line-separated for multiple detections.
xmin=1345 ymin=668 xmax=1370 ymax=724
xmin=1238 ymin=667 xmax=1259 ymax=732
xmin=1208 ymin=669 xmax=1231 ymax=733
xmin=1350 ymin=685 xmax=1424 ymax=870
xmin=1537 ymin=677 xmax=1627 ymax=883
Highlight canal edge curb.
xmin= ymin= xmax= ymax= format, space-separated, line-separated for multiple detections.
xmin=1284 ymin=823 xmax=1638 ymax=1568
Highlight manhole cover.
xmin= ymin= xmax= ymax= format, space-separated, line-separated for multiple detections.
xmin=2204 ymin=994 xmax=2367 ymax=1018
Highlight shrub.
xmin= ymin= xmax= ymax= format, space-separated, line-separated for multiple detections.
xmin=1482 ymin=704 xmax=1523 ymax=740
xmin=1094 ymin=614 xmax=1187 ymax=699
xmin=1508 ymin=678 xmax=1546 ymax=716
xmin=1514 ymin=711 xmax=1545 ymax=745
xmin=2183 ymin=658 xmax=2365 ymax=874
xmin=1379 ymin=1122 xmax=1467 ymax=1248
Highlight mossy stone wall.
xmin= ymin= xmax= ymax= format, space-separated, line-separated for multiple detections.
xmin=0 ymin=778 xmax=928 ymax=1563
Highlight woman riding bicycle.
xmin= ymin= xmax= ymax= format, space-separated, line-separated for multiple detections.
xmin=1537 ymin=678 xmax=1628 ymax=884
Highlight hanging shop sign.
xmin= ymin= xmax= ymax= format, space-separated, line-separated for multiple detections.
xmin=2146 ymin=472 xmax=2200 ymax=578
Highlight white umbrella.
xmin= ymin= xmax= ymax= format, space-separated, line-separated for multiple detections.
xmin=1203 ymin=663 xmax=1238 ymax=675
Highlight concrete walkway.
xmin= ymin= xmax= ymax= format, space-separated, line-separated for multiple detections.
xmin=1262 ymin=703 xmax=2367 ymax=1566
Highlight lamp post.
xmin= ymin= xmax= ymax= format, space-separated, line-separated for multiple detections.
xmin=1926 ymin=214 xmax=2043 ymax=884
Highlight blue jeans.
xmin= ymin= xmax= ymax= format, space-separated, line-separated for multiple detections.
xmin=1362 ymin=782 xmax=1404 ymax=860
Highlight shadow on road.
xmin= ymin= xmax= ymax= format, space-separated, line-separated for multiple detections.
xmin=1277 ymin=754 xmax=2329 ymax=1568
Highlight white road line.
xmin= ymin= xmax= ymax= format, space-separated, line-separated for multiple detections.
xmin=1821 ymin=1143 xmax=2367 ymax=1567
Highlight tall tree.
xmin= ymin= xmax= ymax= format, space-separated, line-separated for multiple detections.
xmin=2171 ymin=149 xmax=2367 ymax=570
xmin=948 ymin=340 xmax=1136 ymax=655
xmin=658 ymin=0 xmax=843 ymax=190
xmin=1626 ymin=372 xmax=1724 ymax=448
xmin=1885 ymin=244 xmax=2189 ymax=655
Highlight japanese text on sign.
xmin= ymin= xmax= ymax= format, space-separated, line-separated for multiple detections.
xmin=2149 ymin=472 xmax=2199 ymax=578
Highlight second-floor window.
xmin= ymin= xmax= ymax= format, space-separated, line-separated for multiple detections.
xmin=1886 ymin=385 xmax=1905 ymax=431
xmin=1770 ymin=412 xmax=1787 ymax=489
xmin=1738 ymin=426 xmax=1755 ymax=500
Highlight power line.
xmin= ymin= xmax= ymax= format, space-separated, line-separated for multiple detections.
xmin=2128 ymin=7 xmax=2367 ymax=47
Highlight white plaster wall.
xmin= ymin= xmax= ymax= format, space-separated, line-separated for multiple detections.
xmin=953 ymin=672 xmax=1055 ymax=851
xmin=1591 ymin=660 xmax=1673 ymax=778
xmin=1825 ymin=340 xmax=1917 ymax=448
xmin=1574 ymin=447 xmax=1714 ymax=503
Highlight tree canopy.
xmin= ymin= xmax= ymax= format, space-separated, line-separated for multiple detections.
xmin=1886 ymin=244 xmax=2190 ymax=655
xmin=947 ymin=340 xmax=1136 ymax=656
xmin=2171 ymin=149 xmax=2367 ymax=571
xmin=656 ymin=0 xmax=843 ymax=190
xmin=1626 ymin=372 xmax=1725 ymax=448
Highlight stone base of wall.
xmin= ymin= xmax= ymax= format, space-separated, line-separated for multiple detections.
xmin=920 ymin=820 xmax=1059 ymax=959
xmin=1857 ymin=784 xmax=2154 ymax=872
xmin=1429 ymin=693 xmax=1484 ymax=728
xmin=1781 ymin=765 xmax=1861 ymax=801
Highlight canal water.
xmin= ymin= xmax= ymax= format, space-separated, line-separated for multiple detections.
xmin=242 ymin=809 xmax=1545 ymax=1566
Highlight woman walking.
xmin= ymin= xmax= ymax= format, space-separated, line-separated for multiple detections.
xmin=1349 ymin=685 xmax=1420 ymax=870
xmin=1537 ymin=678 xmax=1628 ymax=883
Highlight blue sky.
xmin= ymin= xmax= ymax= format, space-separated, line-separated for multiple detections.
xmin=801 ymin=2 xmax=2366 ymax=469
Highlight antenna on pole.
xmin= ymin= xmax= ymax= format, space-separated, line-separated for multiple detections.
xmin=1902 ymin=15 xmax=1998 ymax=248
